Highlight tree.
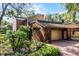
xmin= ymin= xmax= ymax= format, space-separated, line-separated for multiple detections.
xmin=46 ymin=14 xmax=62 ymax=22
xmin=46 ymin=14 xmax=52 ymax=21
xmin=0 ymin=3 xmax=34 ymax=25
xmin=52 ymin=14 xmax=62 ymax=22
xmin=60 ymin=13 xmax=73 ymax=23
xmin=65 ymin=3 xmax=79 ymax=22
xmin=5 ymin=3 xmax=34 ymax=17
xmin=0 ymin=3 xmax=10 ymax=25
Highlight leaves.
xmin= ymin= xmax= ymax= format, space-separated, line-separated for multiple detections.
xmin=46 ymin=14 xmax=62 ymax=22
xmin=0 ymin=3 xmax=34 ymax=25
xmin=65 ymin=3 xmax=79 ymax=22
xmin=6 ymin=3 xmax=34 ymax=17
xmin=0 ymin=3 xmax=9 ymax=25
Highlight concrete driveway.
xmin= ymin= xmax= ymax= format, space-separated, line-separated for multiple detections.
xmin=49 ymin=40 xmax=79 ymax=56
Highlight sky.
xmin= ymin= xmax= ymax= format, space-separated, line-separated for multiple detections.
xmin=0 ymin=3 xmax=67 ymax=14
xmin=30 ymin=3 xmax=67 ymax=14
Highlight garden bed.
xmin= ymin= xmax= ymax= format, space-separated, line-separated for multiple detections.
xmin=0 ymin=26 xmax=61 ymax=56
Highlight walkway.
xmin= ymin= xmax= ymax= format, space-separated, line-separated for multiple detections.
xmin=49 ymin=40 xmax=79 ymax=56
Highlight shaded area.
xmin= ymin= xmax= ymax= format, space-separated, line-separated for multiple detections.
xmin=49 ymin=40 xmax=79 ymax=47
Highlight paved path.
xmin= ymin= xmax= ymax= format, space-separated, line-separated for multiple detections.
xmin=49 ymin=40 xmax=79 ymax=56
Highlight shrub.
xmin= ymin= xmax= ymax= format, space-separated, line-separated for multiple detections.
xmin=6 ymin=30 xmax=27 ymax=52
xmin=0 ymin=25 xmax=12 ymax=34
xmin=18 ymin=25 xmax=27 ymax=32
xmin=28 ymin=44 xmax=61 ymax=56
xmin=14 ymin=40 xmax=45 ymax=55
xmin=12 ymin=40 xmax=61 ymax=56
xmin=21 ymin=40 xmax=44 ymax=53
xmin=15 ymin=52 xmax=29 ymax=56
xmin=18 ymin=25 xmax=32 ymax=40
xmin=18 ymin=25 xmax=31 ymax=32
xmin=0 ymin=27 xmax=8 ymax=34
xmin=6 ymin=25 xmax=32 ymax=53
xmin=14 ymin=30 xmax=28 ymax=49
xmin=0 ymin=34 xmax=7 ymax=43
xmin=29 ymin=40 xmax=44 ymax=52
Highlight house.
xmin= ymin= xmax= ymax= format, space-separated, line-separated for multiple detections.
xmin=12 ymin=14 xmax=79 ymax=42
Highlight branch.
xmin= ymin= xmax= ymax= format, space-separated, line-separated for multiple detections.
xmin=0 ymin=3 xmax=9 ymax=25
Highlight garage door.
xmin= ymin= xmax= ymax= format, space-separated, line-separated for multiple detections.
xmin=51 ymin=29 xmax=62 ymax=40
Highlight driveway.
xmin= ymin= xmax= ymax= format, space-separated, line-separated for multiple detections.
xmin=49 ymin=40 xmax=79 ymax=56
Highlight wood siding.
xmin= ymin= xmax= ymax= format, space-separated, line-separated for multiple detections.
xmin=32 ymin=23 xmax=46 ymax=42
xmin=16 ymin=19 xmax=25 ymax=29
xmin=32 ymin=28 xmax=44 ymax=41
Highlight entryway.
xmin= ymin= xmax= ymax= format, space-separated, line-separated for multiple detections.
xmin=51 ymin=28 xmax=69 ymax=40
xmin=62 ymin=29 xmax=68 ymax=40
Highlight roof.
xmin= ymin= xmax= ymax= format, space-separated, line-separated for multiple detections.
xmin=15 ymin=15 xmax=79 ymax=29
xmin=31 ymin=20 xmax=79 ymax=29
